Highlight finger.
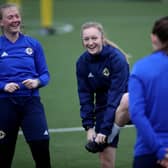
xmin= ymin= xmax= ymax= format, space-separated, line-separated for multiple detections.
xmin=96 ymin=137 xmax=103 ymax=144
xmin=9 ymin=85 xmax=17 ymax=91
xmin=165 ymin=153 xmax=168 ymax=159
xmin=22 ymin=79 xmax=29 ymax=83
xmin=95 ymin=137 xmax=100 ymax=143
xmin=14 ymin=84 xmax=20 ymax=89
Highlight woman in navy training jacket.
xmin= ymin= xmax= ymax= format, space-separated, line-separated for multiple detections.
xmin=76 ymin=22 xmax=130 ymax=168
xmin=129 ymin=16 xmax=168 ymax=168
xmin=0 ymin=3 xmax=51 ymax=168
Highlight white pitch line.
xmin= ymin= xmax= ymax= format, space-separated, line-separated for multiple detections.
xmin=18 ymin=125 xmax=134 ymax=135
xmin=49 ymin=125 xmax=134 ymax=133
xmin=49 ymin=127 xmax=84 ymax=133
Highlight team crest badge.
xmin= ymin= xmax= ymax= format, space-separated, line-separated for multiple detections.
xmin=25 ymin=47 xmax=33 ymax=55
xmin=103 ymin=67 xmax=110 ymax=77
xmin=0 ymin=130 xmax=6 ymax=139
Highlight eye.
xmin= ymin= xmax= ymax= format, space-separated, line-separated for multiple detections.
xmin=83 ymin=37 xmax=89 ymax=42
xmin=92 ymin=36 xmax=98 ymax=41
xmin=7 ymin=15 xmax=13 ymax=20
xmin=6 ymin=14 xmax=20 ymax=20
xmin=15 ymin=14 xmax=20 ymax=19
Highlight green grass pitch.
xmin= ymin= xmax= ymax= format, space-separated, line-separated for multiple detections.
xmin=1 ymin=0 xmax=167 ymax=167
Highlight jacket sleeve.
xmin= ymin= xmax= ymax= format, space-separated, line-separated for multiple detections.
xmin=76 ymin=60 xmax=95 ymax=130
xmin=33 ymin=41 xmax=50 ymax=87
xmin=100 ymin=54 xmax=129 ymax=136
xmin=129 ymin=73 xmax=166 ymax=160
xmin=0 ymin=39 xmax=6 ymax=91
xmin=0 ymin=82 xmax=6 ymax=91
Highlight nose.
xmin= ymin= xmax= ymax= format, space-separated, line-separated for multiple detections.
xmin=13 ymin=17 xmax=19 ymax=22
xmin=12 ymin=15 xmax=21 ymax=22
xmin=88 ymin=39 xmax=94 ymax=45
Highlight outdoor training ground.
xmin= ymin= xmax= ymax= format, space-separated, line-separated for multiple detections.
xmin=1 ymin=0 xmax=167 ymax=167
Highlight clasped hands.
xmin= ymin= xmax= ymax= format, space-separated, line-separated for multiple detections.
xmin=158 ymin=149 xmax=168 ymax=168
xmin=4 ymin=79 xmax=40 ymax=93
xmin=87 ymin=128 xmax=106 ymax=144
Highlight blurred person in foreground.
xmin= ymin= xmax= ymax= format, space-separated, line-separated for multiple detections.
xmin=76 ymin=21 xmax=130 ymax=168
xmin=0 ymin=3 xmax=51 ymax=168
xmin=129 ymin=16 xmax=168 ymax=168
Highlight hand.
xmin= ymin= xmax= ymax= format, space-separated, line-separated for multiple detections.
xmin=159 ymin=160 xmax=168 ymax=168
xmin=22 ymin=79 xmax=40 ymax=89
xmin=158 ymin=149 xmax=168 ymax=168
xmin=86 ymin=128 xmax=96 ymax=141
xmin=4 ymin=82 xmax=20 ymax=93
xmin=95 ymin=133 xmax=106 ymax=144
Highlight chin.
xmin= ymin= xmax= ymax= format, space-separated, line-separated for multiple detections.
xmin=11 ymin=27 xmax=20 ymax=33
xmin=11 ymin=29 xmax=20 ymax=34
xmin=10 ymin=31 xmax=18 ymax=35
xmin=88 ymin=50 xmax=98 ymax=55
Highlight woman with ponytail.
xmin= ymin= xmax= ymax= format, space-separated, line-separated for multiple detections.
xmin=76 ymin=21 xmax=130 ymax=168
xmin=129 ymin=16 xmax=168 ymax=168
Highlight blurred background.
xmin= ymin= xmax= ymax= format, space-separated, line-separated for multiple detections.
xmin=1 ymin=0 xmax=168 ymax=167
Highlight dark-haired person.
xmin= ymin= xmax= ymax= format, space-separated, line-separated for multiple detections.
xmin=129 ymin=16 xmax=168 ymax=168
xmin=76 ymin=21 xmax=130 ymax=168
xmin=0 ymin=3 xmax=51 ymax=168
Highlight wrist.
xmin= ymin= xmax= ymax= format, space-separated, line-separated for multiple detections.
xmin=36 ymin=79 xmax=41 ymax=87
xmin=85 ymin=126 xmax=94 ymax=131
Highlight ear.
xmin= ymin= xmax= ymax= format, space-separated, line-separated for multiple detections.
xmin=150 ymin=34 xmax=158 ymax=44
xmin=150 ymin=33 xmax=162 ymax=51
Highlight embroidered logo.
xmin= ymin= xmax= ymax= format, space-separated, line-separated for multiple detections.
xmin=88 ymin=72 xmax=94 ymax=78
xmin=25 ymin=47 xmax=33 ymax=55
xmin=43 ymin=130 xmax=49 ymax=135
xmin=1 ymin=52 xmax=8 ymax=57
xmin=103 ymin=68 xmax=110 ymax=77
xmin=0 ymin=130 xmax=6 ymax=139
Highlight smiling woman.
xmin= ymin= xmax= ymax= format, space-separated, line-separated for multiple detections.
xmin=0 ymin=3 xmax=51 ymax=168
xmin=0 ymin=3 xmax=21 ymax=40
xmin=82 ymin=26 xmax=103 ymax=55
xmin=76 ymin=21 xmax=130 ymax=168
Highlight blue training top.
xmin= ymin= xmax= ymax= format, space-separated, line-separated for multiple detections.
xmin=0 ymin=33 xmax=50 ymax=97
xmin=76 ymin=45 xmax=129 ymax=136
xmin=129 ymin=50 xmax=168 ymax=160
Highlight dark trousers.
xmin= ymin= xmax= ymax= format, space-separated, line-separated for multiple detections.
xmin=133 ymin=154 xmax=164 ymax=168
xmin=0 ymin=140 xmax=51 ymax=168
xmin=0 ymin=97 xmax=51 ymax=168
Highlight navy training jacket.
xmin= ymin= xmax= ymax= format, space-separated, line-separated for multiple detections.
xmin=76 ymin=45 xmax=129 ymax=136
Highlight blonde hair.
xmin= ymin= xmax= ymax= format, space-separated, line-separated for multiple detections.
xmin=0 ymin=3 xmax=20 ymax=20
xmin=81 ymin=21 xmax=129 ymax=61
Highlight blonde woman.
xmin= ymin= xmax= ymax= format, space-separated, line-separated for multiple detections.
xmin=0 ymin=3 xmax=51 ymax=167
xmin=76 ymin=21 xmax=130 ymax=168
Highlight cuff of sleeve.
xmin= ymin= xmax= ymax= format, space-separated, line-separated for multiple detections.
xmin=100 ymin=128 xmax=111 ymax=136
xmin=37 ymin=78 xmax=41 ymax=87
xmin=84 ymin=126 xmax=94 ymax=131
xmin=0 ymin=82 xmax=6 ymax=91
xmin=157 ymin=147 xmax=166 ymax=160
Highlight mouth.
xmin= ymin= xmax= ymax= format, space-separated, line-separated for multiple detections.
xmin=10 ymin=26 xmax=21 ymax=33
xmin=11 ymin=21 xmax=21 ymax=28
xmin=87 ymin=45 xmax=97 ymax=50
xmin=88 ymin=48 xmax=96 ymax=53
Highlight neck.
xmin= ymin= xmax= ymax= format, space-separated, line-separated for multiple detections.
xmin=4 ymin=32 xmax=20 ymax=43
